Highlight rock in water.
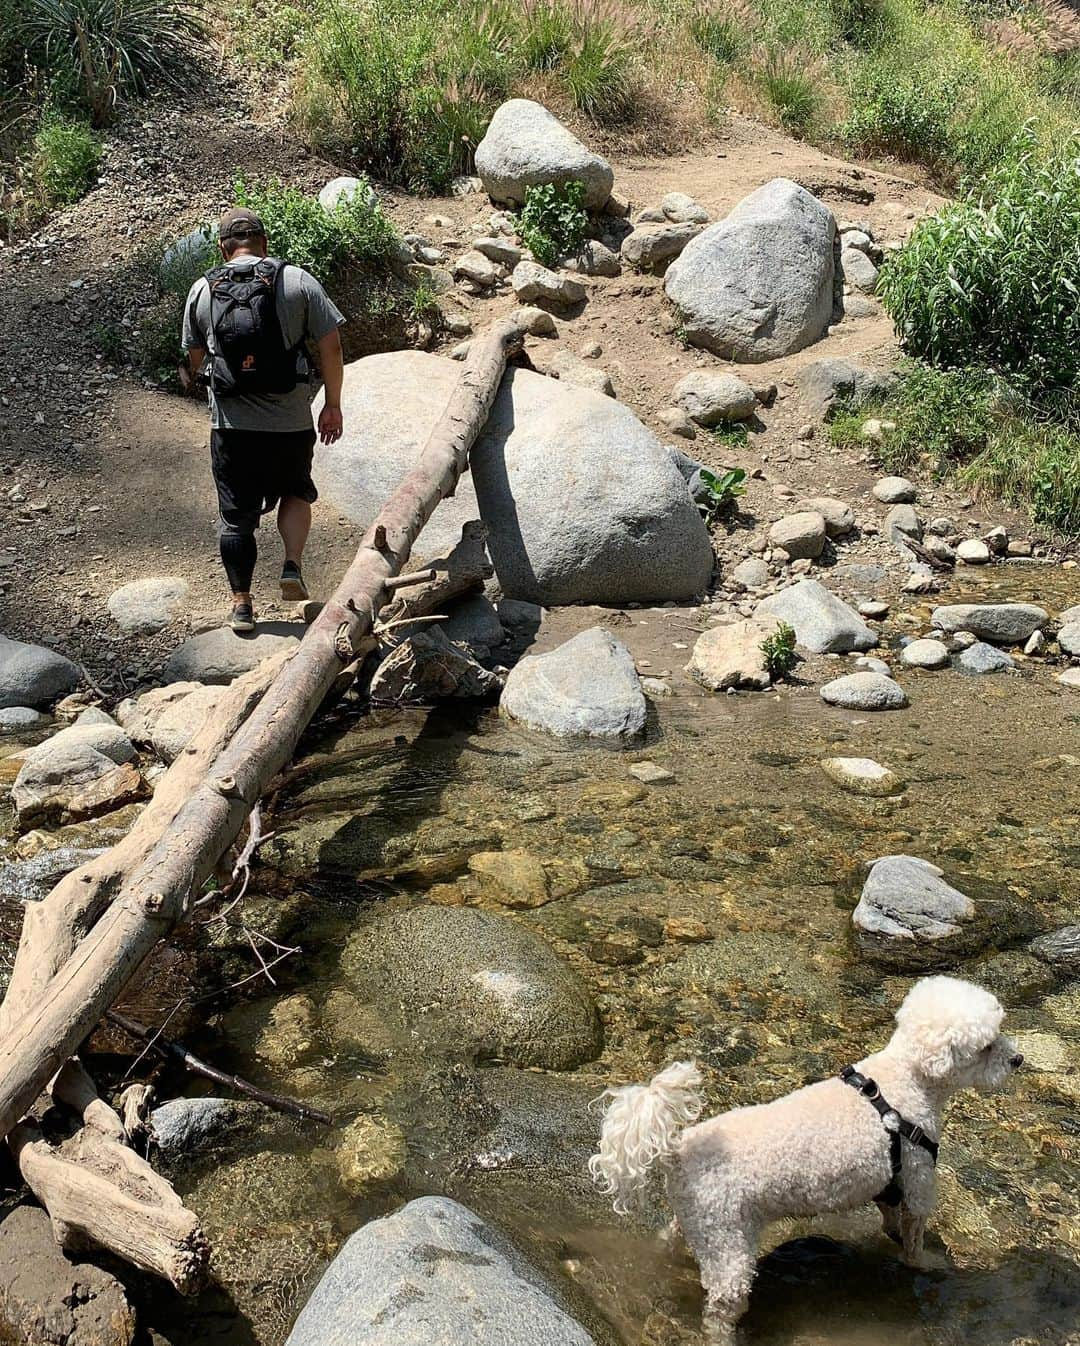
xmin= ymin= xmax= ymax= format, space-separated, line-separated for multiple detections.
xmin=12 ymin=719 xmax=139 ymax=822
xmin=317 ymin=355 xmax=713 ymax=605
xmin=0 ymin=636 xmax=80 ymax=709
xmin=820 ymin=671 xmax=908 ymax=710
xmin=342 ymin=906 xmax=602 ymax=1069
xmin=285 ymin=1196 xmax=598 ymax=1346
xmin=107 ymin=576 xmax=189 ymax=634
xmin=821 ymin=757 xmax=903 ymax=796
xmin=853 ymin=855 xmax=975 ymax=961
xmin=163 ymin=623 xmax=303 ymax=684
xmin=930 ymin=603 xmax=1047 ymax=644
xmin=686 ymin=615 xmax=784 ymax=691
xmin=755 ymin=579 xmax=877 ymax=654
xmin=151 ymin=1097 xmax=244 ymax=1157
xmin=500 ymin=627 xmax=645 ymax=741
xmin=441 ymin=594 xmax=506 ymax=657
xmin=957 ymin=641 xmax=1014 ymax=674
xmin=475 ymin=99 xmax=613 ymax=209
xmin=0 ymin=846 xmax=103 ymax=904
xmin=369 ymin=627 xmax=502 ymax=702
xmin=1030 ymin=926 xmax=1080 ymax=971
xmin=664 ymin=178 xmax=836 ymax=361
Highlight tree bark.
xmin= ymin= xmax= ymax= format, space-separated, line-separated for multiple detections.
xmin=0 ymin=314 xmax=529 ymax=1146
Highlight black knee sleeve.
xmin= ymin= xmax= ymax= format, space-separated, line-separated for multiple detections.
xmin=219 ymin=528 xmax=258 ymax=594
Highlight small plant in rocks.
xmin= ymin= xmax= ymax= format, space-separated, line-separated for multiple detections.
xmin=514 ymin=179 xmax=588 ymax=268
xmin=760 ymin=621 xmax=798 ymax=681
xmin=695 ymin=466 xmax=746 ymax=525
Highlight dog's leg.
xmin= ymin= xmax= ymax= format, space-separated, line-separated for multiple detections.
xmin=900 ymin=1207 xmax=928 ymax=1268
xmin=697 ymin=1229 xmax=758 ymax=1346
xmin=876 ymin=1199 xmax=902 ymax=1245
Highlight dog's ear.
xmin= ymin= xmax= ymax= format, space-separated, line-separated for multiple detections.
xmin=894 ymin=976 xmax=1004 ymax=1079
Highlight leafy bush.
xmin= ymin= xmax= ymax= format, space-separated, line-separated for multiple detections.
xmin=757 ymin=48 xmax=822 ymax=137
xmin=515 ymin=180 xmax=588 ymax=268
xmin=695 ymin=466 xmax=746 ymax=524
xmin=760 ymin=621 xmax=798 ymax=680
xmin=839 ymin=56 xmax=956 ymax=166
xmin=31 ymin=116 xmax=101 ymax=204
xmin=233 ymin=176 xmax=399 ymax=278
xmin=877 ymin=131 xmax=1080 ymax=399
xmin=21 ymin=0 xmax=201 ymax=124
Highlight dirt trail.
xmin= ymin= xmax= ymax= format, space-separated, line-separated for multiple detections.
xmin=0 ymin=92 xmax=1047 ymax=695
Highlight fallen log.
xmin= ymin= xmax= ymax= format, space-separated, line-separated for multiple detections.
xmin=0 ymin=313 xmax=530 ymax=1158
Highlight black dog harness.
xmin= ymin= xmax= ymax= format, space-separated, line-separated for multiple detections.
xmin=840 ymin=1065 xmax=939 ymax=1206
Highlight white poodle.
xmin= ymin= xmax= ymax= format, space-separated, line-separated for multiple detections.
xmin=589 ymin=975 xmax=1023 ymax=1343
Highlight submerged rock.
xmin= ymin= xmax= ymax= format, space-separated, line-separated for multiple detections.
xmin=342 ymin=905 xmax=601 ymax=1069
xmin=756 ymin=579 xmax=877 ymax=654
xmin=1030 ymin=926 xmax=1080 ymax=971
xmin=468 ymin=849 xmax=551 ymax=908
xmin=0 ymin=846 xmax=102 ymax=904
xmin=930 ymin=603 xmax=1047 ymax=644
xmin=821 ymin=757 xmax=904 ymax=797
xmin=664 ymin=178 xmax=836 ymax=361
xmin=501 ymin=628 xmax=646 ymax=742
xmin=335 ymin=1113 xmax=407 ymax=1196
xmin=820 ymin=671 xmax=908 ymax=710
xmin=151 ymin=1096 xmax=247 ymax=1157
xmin=317 ymin=354 xmax=713 ymax=605
xmin=0 ymin=635 xmax=80 ymax=709
xmin=853 ymin=856 xmax=975 ymax=961
xmin=474 ymin=98 xmax=613 ymax=209
xmin=369 ymin=627 xmax=502 ymax=702
xmin=285 ymin=1196 xmax=598 ymax=1346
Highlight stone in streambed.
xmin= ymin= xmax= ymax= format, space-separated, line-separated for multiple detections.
xmin=1030 ymin=926 xmax=1080 ymax=971
xmin=820 ymin=671 xmax=908 ymax=710
xmin=285 ymin=1196 xmax=598 ymax=1346
xmin=0 ymin=636 xmax=80 ymax=709
xmin=440 ymin=594 xmax=505 ymax=657
xmin=1058 ymin=621 xmax=1080 ymax=656
xmin=872 ymin=476 xmax=916 ymax=504
xmin=621 ymin=221 xmax=701 ymax=271
xmin=672 ymin=370 xmax=757 ymax=425
xmin=12 ymin=718 xmax=139 ymax=822
xmin=0 ymin=845 xmax=103 ymax=904
xmin=163 ymin=624 xmax=303 ymax=685
xmin=756 ymin=579 xmax=878 ymax=654
xmin=957 ymin=641 xmax=1014 ymax=674
xmin=956 ymin=538 xmax=990 ymax=565
xmin=0 ymin=706 xmax=48 ymax=732
xmin=500 ymin=628 xmax=646 ymax=742
xmin=151 ymin=1096 xmax=247 ymax=1157
xmin=117 ymin=681 xmax=225 ymax=761
xmin=768 ymin=511 xmax=827 ymax=560
xmin=853 ymin=855 xmax=975 ymax=960
xmin=468 ymin=849 xmax=551 ymax=908
xmin=794 ymin=496 xmax=855 ymax=538
xmin=341 ymin=906 xmax=601 ymax=1069
xmin=1058 ymin=667 xmax=1080 ymax=688
xmin=901 ymin=638 xmax=949 ymax=670
xmin=107 ymin=575 xmax=189 ymax=634
xmin=512 ymin=261 xmax=586 ymax=307
xmin=335 ymin=1114 xmax=407 ymax=1196
xmin=686 ymin=614 xmax=785 ymax=691
xmin=821 ymin=757 xmax=904 ymax=797
xmin=930 ymin=603 xmax=1048 ymax=644
xmin=369 ymin=627 xmax=502 ymax=702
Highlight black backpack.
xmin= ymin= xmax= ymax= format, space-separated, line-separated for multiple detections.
xmin=204 ymin=257 xmax=303 ymax=398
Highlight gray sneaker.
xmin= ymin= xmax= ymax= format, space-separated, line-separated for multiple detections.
xmin=281 ymin=562 xmax=309 ymax=602
xmin=230 ymin=602 xmax=255 ymax=633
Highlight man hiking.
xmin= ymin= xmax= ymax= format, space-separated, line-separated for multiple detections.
xmin=181 ymin=205 xmax=346 ymax=632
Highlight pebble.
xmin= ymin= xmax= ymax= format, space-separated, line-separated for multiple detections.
xmin=857 ymin=600 xmax=890 ymax=618
xmin=958 ymin=641 xmax=1014 ymax=674
xmin=1024 ymin=630 xmax=1046 ymax=656
xmin=820 ymin=671 xmax=908 ymax=710
xmin=900 ymin=638 xmax=950 ymax=670
xmin=872 ymin=476 xmax=915 ymax=503
xmin=821 ymin=756 xmax=904 ymax=797
xmin=629 ymin=761 xmax=674 ymax=784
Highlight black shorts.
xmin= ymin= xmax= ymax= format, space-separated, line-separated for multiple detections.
xmin=211 ymin=427 xmax=318 ymax=537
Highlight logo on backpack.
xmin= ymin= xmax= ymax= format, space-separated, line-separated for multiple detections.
xmin=205 ymin=258 xmax=303 ymax=398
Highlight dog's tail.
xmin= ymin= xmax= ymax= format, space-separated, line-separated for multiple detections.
xmin=588 ymin=1061 xmax=704 ymax=1215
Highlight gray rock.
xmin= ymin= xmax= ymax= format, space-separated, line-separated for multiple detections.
xmin=842 ymin=245 xmax=878 ymax=293
xmin=0 ymin=636 xmax=80 ymax=709
xmin=162 ymin=623 xmax=303 ymax=684
xmin=151 ymin=1097 xmax=244 ymax=1156
xmin=956 ymin=538 xmax=990 ymax=565
xmin=930 ymin=603 xmax=1047 ymax=644
xmin=285 ymin=1196 xmax=597 ymax=1346
xmin=1059 ymin=604 xmax=1080 ymax=625
xmin=369 ymin=628 xmax=502 ymax=702
xmin=1030 ymin=926 xmax=1080 ymax=970
xmin=821 ymin=757 xmax=903 ymax=797
xmin=441 ymin=595 xmax=505 ymax=656
xmin=0 ymin=706 xmax=48 ymax=732
xmin=820 ymin=671 xmax=908 ymax=710
xmin=886 ymin=503 xmax=922 ymax=544
xmin=0 ymin=846 xmax=102 ymax=904
xmin=661 ymin=191 xmax=709 ymax=224
xmin=620 ymin=222 xmax=700 ymax=271
xmin=957 ymin=641 xmax=1014 ymax=674
xmin=475 ymin=99 xmax=614 ymax=209
xmin=560 ymin=240 xmax=621 ymax=277
xmin=768 ymin=511 xmax=827 ymax=560
xmin=317 ymin=354 xmax=713 ymax=605
xmin=657 ymin=405 xmax=696 ymax=438
xmin=840 ymin=228 xmax=875 ymax=254
xmin=549 ymin=350 xmax=614 ymax=397
xmin=319 ymin=176 xmax=376 ymax=212
xmin=856 ymin=655 xmax=892 ymax=676
xmin=1057 ymin=621 xmax=1080 ymax=655
xmin=107 ymin=576 xmax=189 ymax=634
xmin=117 ymin=681 xmax=225 ymax=761
xmin=501 ymin=627 xmax=645 ymax=741
xmin=901 ymin=638 xmax=949 ymax=670
xmin=342 ymin=907 xmax=601 ymax=1069
xmin=511 ymin=260 xmax=586 ymax=307
xmin=496 ymin=599 xmax=543 ymax=636
xmin=473 ymin=236 xmax=522 ymax=267
xmin=872 ymin=476 xmax=916 ymax=504
xmin=928 ymin=517 xmax=956 ymax=537
xmin=11 ymin=719 xmax=138 ymax=819
xmin=843 ymin=293 xmax=878 ymax=318
xmin=853 ymin=855 xmax=974 ymax=956
xmin=685 ymin=614 xmax=784 ymax=691
xmin=1059 ymin=667 xmax=1080 ymax=688
xmin=159 ymin=223 xmax=217 ymax=285
xmin=454 ymin=249 xmax=502 ymax=288
xmin=664 ymin=178 xmax=835 ymax=361
xmin=794 ymin=496 xmax=855 ymax=538
xmin=730 ymin=557 xmax=770 ymax=591
xmin=756 ymin=579 xmax=878 ymax=653
xmin=672 ymin=371 xmax=757 ymax=426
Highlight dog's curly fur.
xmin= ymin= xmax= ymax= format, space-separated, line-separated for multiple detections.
xmin=589 ymin=976 xmax=1023 ymax=1343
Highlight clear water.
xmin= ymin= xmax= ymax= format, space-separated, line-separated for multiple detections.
xmin=6 ymin=568 xmax=1080 ymax=1345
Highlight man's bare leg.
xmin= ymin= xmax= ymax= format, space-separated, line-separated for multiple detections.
xmin=277 ymin=496 xmax=311 ymax=567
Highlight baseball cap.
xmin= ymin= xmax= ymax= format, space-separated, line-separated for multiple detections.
xmin=218 ymin=206 xmax=266 ymax=241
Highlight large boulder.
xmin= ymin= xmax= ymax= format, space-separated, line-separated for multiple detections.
xmin=795 ymin=358 xmax=895 ymax=416
xmin=755 ymin=579 xmax=877 ymax=654
xmin=117 ymin=681 xmax=225 ymax=761
xmin=930 ymin=603 xmax=1047 ymax=644
xmin=316 ymin=354 xmax=713 ymax=605
xmin=664 ymin=179 xmax=836 ymax=361
xmin=474 ymin=99 xmax=614 ymax=210
xmin=285 ymin=1196 xmax=598 ymax=1346
xmin=163 ymin=624 xmax=303 ymax=685
xmin=853 ymin=856 xmax=975 ymax=963
xmin=12 ymin=718 xmax=139 ymax=821
xmin=0 ymin=636 xmax=80 ymax=709
xmin=341 ymin=906 xmax=601 ymax=1069
xmin=500 ymin=627 xmax=646 ymax=741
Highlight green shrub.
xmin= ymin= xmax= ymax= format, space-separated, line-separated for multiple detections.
xmin=758 ymin=49 xmax=822 ymax=137
xmin=21 ymin=0 xmax=201 ymax=124
xmin=877 ymin=130 xmax=1080 ymax=399
xmin=32 ymin=116 xmax=102 ymax=204
xmin=689 ymin=3 xmax=748 ymax=65
xmin=233 ymin=175 xmax=399 ymax=278
xmin=695 ymin=466 xmax=747 ymax=524
xmin=839 ymin=56 xmax=956 ymax=166
xmin=514 ymin=180 xmax=588 ymax=268
xmin=562 ymin=14 xmax=636 ymax=122
xmin=760 ymin=621 xmax=798 ymax=681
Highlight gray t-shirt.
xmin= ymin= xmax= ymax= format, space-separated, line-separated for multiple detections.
xmin=182 ymin=258 xmax=345 ymax=432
